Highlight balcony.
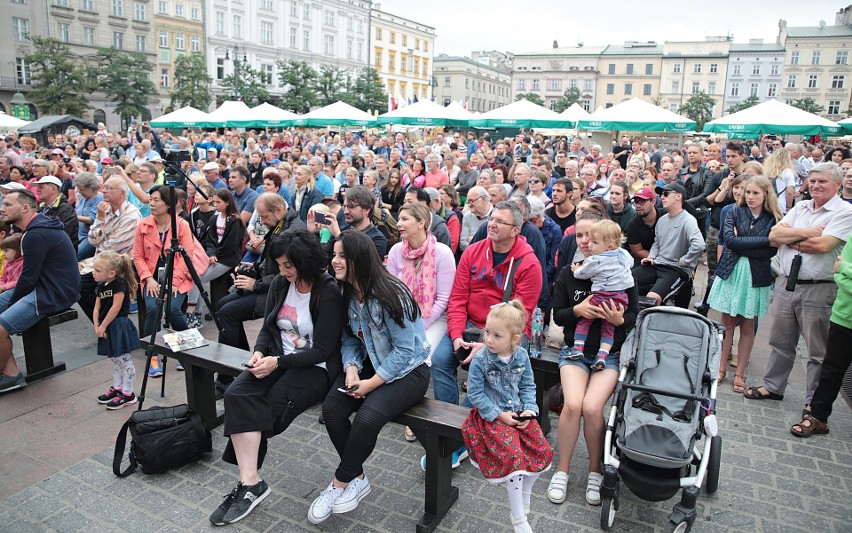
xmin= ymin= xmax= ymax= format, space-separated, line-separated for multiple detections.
xmin=0 ymin=76 xmax=31 ymax=90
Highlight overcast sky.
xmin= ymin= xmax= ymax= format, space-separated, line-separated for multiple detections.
xmin=375 ymin=0 xmax=840 ymax=57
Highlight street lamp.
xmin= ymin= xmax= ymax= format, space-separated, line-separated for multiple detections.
xmin=215 ymin=45 xmax=248 ymax=101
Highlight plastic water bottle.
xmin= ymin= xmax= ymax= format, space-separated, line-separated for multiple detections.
xmin=530 ymin=307 xmax=543 ymax=358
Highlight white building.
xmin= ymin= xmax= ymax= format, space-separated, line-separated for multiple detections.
xmin=723 ymin=40 xmax=785 ymax=113
xmin=433 ymin=55 xmax=511 ymax=112
xmin=511 ymin=44 xmax=605 ymax=112
xmin=206 ymin=0 xmax=371 ymax=108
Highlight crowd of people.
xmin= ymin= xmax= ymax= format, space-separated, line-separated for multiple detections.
xmin=1 ymin=125 xmax=851 ymax=532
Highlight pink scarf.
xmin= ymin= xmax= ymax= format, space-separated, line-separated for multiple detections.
xmin=401 ymin=233 xmax=438 ymax=318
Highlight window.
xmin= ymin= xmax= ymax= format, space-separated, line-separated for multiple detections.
xmin=692 ymin=81 xmax=700 ymax=94
xmin=216 ymin=58 xmax=224 ymax=79
xmin=12 ymin=0 xmax=26 ymax=4
xmin=669 ymin=103 xmax=678 ymax=113
xmin=161 ymin=68 xmax=169 ymax=87
xmin=582 ymin=100 xmax=590 ymax=111
xmin=261 ymin=21 xmax=273 ymax=45
xmin=837 ymin=51 xmax=849 ymax=65
xmin=785 ymin=99 xmax=794 ymax=106
xmin=584 ymin=79 xmax=593 ymax=91
xmin=260 ymin=0 xmax=273 ymax=10
xmin=733 ymin=64 xmax=741 ymax=75
xmin=175 ymin=32 xmax=184 ymax=50
xmin=134 ymin=2 xmax=145 ymax=20
xmin=770 ymin=64 xmax=779 ymax=76
xmin=357 ymin=42 xmax=362 ymax=61
xmin=643 ymin=84 xmax=652 ymax=96
xmin=693 ymin=63 xmax=701 ymax=73
xmin=424 ymin=41 xmax=429 ymax=53
xmin=261 ymin=64 xmax=273 ymax=84
xmin=302 ymin=2 xmax=309 ymax=19
xmin=624 ymin=83 xmax=633 ymax=95
xmin=569 ymin=79 xmax=577 ymax=89
xmin=159 ymin=30 xmax=168 ymax=47
xmin=174 ymin=2 xmax=182 ymax=16
xmin=710 ymin=63 xmax=718 ymax=73
xmin=191 ymin=6 xmax=199 ymax=19
xmin=671 ymin=80 xmax=680 ymax=93
xmin=215 ymin=12 xmax=225 ymax=35
xmin=158 ymin=0 xmax=166 ymax=13
xmin=444 ymin=76 xmax=450 ymax=87
xmin=84 ymin=26 xmax=95 ymax=46
xmin=375 ymin=28 xmax=382 ymax=40
xmin=111 ymin=0 xmax=122 ymax=16
xmin=82 ymin=0 xmax=94 ymax=10
xmin=233 ymin=15 xmax=241 ymax=38
xmin=607 ymin=64 xmax=615 ymax=75
xmin=389 ymin=32 xmax=395 ymax=44
xmin=828 ymin=100 xmax=841 ymax=115
xmin=626 ymin=64 xmax=634 ymax=75
xmin=787 ymin=74 xmax=797 ymax=88
xmin=811 ymin=51 xmax=820 ymax=65
xmin=752 ymin=64 xmax=760 ymax=76
xmin=730 ymin=83 xmax=739 ymax=96
xmin=15 ymin=58 xmax=31 ymax=85
xmin=673 ymin=63 xmax=681 ymax=73
xmin=374 ymin=49 xmax=382 ymax=67
xmin=767 ymin=83 xmax=777 ymax=97
xmin=302 ymin=29 xmax=310 ymax=50
xmin=324 ymin=34 xmax=334 ymax=55
xmin=136 ymin=35 xmax=146 ymax=52
xmin=290 ymin=0 xmax=297 ymax=16
xmin=347 ymin=16 xmax=353 ymax=31
xmin=645 ymin=63 xmax=653 ymax=75
xmin=113 ymin=31 xmax=123 ymax=49
xmin=518 ymin=79 xmax=525 ymax=90
xmin=790 ymin=50 xmax=799 ymax=65
xmin=290 ymin=27 xmax=297 ymax=48
xmin=324 ymin=10 xmax=334 ymax=26
xmin=191 ymin=35 xmax=199 ymax=52
xmin=532 ymin=79 xmax=540 ymax=90
xmin=750 ymin=83 xmax=759 ymax=96
xmin=55 ymin=0 xmax=68 ymax=6
xmin=415 ymin=38 xmax=420 ymax=50
xmin=401 ymin=35 xmax=407 ymax=46
xmin=708 ymin=81 xmax=716 ymax=94
xmin=346 ymin=38 xmax=352 ymax=59
xmin=808 ymin=74 xmax=818 ymax=88
xmin=58 ymin=22 xmax=70 ymax=43
xmin=833 ymin=75 xmax=846 ymax=88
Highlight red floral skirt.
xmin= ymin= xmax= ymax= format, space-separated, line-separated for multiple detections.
xmin=461 ymin=408 xmax=553 ymax=483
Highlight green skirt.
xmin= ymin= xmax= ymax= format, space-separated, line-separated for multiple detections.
xmin=707 ymin=256 xmax=770 ymax=319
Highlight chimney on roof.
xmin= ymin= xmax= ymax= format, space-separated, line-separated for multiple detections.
xmin=553 ymin=40 xmax=558 ymax=49
xmin=819 ymin=20 xmax=826 ymax=29
xmin=836 ymin=6 xmax=852 ymax=25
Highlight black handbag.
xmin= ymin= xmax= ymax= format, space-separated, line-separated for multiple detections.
xmin=113 ymin=404 xmax=212 ymax=477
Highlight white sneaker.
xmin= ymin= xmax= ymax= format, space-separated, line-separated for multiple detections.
xmin=307 ymin=483 xmax=343 ymax=524
xmin=332 ymin=474 xmax=371 ymax=514
xmin=586 ymin=472 xmax=603 ymax=506
xmin=511 ymin=514 xmax=533 ymax=533
xmin=547 ymin=471 xmax=569 ymax=504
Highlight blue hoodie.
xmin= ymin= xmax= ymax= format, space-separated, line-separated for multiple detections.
xmin=13 ymin=214 xmax=81 ymax=315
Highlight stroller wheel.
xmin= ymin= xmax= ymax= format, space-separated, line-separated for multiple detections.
xmin=665 ymin=519 xmax=692 ymax=533
xmin=599 ymin=496 xmax=617 ymax=531
xmin=706 ymin=435 xmax=722 ymax=494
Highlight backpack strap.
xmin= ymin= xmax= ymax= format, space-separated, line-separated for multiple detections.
xmin=113 ymin=417 xmax=137 ymax=477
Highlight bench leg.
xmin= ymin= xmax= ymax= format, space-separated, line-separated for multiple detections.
xmin=534 ymin=369 xmax=551 ymax=436
xmin=184 ymin=364 xmax=223 ymax=430
xmin=411 ymin=429 xmax=462 ymax=533
xmin=21 ymin=318 xmax=66 ymax=383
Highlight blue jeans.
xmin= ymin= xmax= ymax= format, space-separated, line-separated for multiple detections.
xmin=77 ymin=239 xmax=95 ymax=261
xmin=0 ymin=291 xmax=42 ymax=334
xmin=143 ymin=292 xmax=188 ymax=337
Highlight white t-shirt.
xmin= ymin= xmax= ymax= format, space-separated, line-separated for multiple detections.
xmin=215 ymin=213 xmax=226 ymax=243
xmin=277 ymin=284 xmax=325 ymax=369
xmin=774 ymin=168 xmax=796 ymax=214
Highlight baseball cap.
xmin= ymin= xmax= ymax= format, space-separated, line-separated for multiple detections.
xmin=148 ymin=154 xmax=163 ymax=163
xmin=101 ymin=157 xmax=114 ymax=165
xmin=0 ymin=182 xmax=27 ymax=192
xmin=423 ymin=187 xmax=440 ymax=202
xmin=51 ymin=148 xmax=65 ymax=156
xmin=201 ymin=162 xmax=219 ymax=172
xmin=633 ymin=187 xmax=656 ymax=200
xmin=655 ymin=183 xmax=688 ymax=197
xmin=36 ymin=176 xmax=63 ymax=188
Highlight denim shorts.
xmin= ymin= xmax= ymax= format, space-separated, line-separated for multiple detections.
xmin=558 ymin=349 xmax=619 ymax=374
xmin=0 ymin=291 xmax=44 ymax=335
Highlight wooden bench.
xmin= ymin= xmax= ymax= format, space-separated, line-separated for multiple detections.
xmin=141 ymin=333 xmax=244 ymax=429
xmin=22 ymin=309 xmax=78 ymax=383
xmin=530 ymin=348 xmax=560 ymax=435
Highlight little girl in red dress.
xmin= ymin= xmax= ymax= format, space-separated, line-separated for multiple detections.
xmin=461 ymin=300 xmax=552 ymax=533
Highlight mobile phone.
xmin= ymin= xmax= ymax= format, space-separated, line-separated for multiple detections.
xmin=337 ymin=384 xmax=359 ymax=393
xmin=241 ymin=362 xmax=255 ymax=368
xmin=512 ymin=414 xmax=536 ymax=421
xmin=314 ymin=212 xmax=328 ymax=224
xmin=104 ymin=167 xmax=118 ymax=176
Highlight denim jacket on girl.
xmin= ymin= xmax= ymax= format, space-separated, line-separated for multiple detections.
xmin=466 ymin=345 xmax=538 ymax=422
xmin=341 ymin=296 xmax=429 ymax=383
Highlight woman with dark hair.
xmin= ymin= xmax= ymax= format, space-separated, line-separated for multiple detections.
xmin=81 ymin=138 xmax=97 ymax=160
xmin=403 ymin=158 xmax=426 ymax=188
xmin=826 ymin=146 xmax=852 ymax=165
xmin=211 ymin=230 xmax=344 ymax=526
xmin=380 ymin=168 xmax=405 ymax=219
xmin=308 ymin=230 xmax=430 ymax=524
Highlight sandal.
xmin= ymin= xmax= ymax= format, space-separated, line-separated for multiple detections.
xmin=790 ymin=413 xmax=829 ymax=438
xmin=743 ymin=386 xmax=783 ymax=401
xmin=732 ymin=375 xmax=746 ymax=394
xmin=718 ymin=369 xmax=726 ymax=383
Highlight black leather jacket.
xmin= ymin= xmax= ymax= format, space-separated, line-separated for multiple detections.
xmin=714 ymin=205 xmax=777 ymax=288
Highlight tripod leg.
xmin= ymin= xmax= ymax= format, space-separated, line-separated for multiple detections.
xmin=180 ymin=247 xmax=225 ymax=334
xmin=138 ymin=263 xmax=174 ymax=410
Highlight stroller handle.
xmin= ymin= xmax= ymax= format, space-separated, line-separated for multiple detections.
xmin=624 ymin=383 xmax=708 ymax=403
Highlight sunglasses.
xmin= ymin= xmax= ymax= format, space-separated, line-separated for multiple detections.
xmin=529 ymin=179 xmax=542 ymax=184
xmin=661 ymin=190 xmax=680 ymax=197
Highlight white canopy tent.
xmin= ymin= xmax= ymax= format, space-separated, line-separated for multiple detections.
xmin=378 ymin=100 xmax=470 ymax=127
xmin=0 ymin=112 xmax=29 ymax=130
xmin=704 ymin=99 xmax=842 ymax=137
xmin=230 ymin=103 xmax=299 ymax=128
xmin=468 ymin=99 xmax=574 ymax=129
xmin=200 ymin=101 xmax=252 ymax=128
xmin=577 ymin=98 xmax=695 ymax=132
xmin=294 ymin=101 xmax=378 ymax=128
xmin=149 ymin=106 xmax=210 ymax=128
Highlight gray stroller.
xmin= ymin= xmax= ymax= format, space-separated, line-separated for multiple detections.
xmin=599 ymin=307 xmax=723 ymax=533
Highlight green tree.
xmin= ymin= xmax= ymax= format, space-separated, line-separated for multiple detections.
xmin=349 ymin=67 xmax=386 ymax=112
xmin=94 ymin=48 xmax=156 ymax=127
xmin=650 ymin=94 xmax=665 ymax=107
xmin=552 ymin=87 xmax=582 ymax=113
xmin=170 ymin=53 xmax=212 ymax=110
xmin=515 ymin=92 xmax=544 ymax=106
xmin=792 ymin=97 xmax=825 ymax=115
xmin=678 ymin=91 xmax=716 ymax=131
xmin=726 ymin=94 xmax=760 ymax=114
xmin=313 ymin=65 xmax=353 ymax=107
xmin=276 ymin=59 xmax=318 ymax=113
xmin=23 ymin=36 xmax=92 ymax=116
xmin=221 ymin=61 xmax=269 ymax=106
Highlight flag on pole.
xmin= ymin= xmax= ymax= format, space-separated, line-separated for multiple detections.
xmin=413 ymin=94 xmax=419 ymax=103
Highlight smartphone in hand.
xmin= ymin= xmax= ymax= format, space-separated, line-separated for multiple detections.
xmin=337 ymin=384 xmax=359 ymax=393
xmin=241 ymin=362 xmax=255 ymax=368
xmin=512 ymin=413 xmax=536 ymax=421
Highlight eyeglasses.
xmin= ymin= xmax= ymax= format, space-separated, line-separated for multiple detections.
xmin=468 ymin=195 xmax=484 ymax=203
xmin=488 ymin=217 xmax=516 ymax=228
xmin=661 ymin=190 xmax=679 ymax=198
xmin=528 ymin=179 xmax=542 ymax=184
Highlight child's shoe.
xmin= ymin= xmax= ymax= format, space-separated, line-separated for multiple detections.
xmin=591 ymin=351 xmax=608 ymax=371
xmin=97 ymin=387 xmax=122 ymax=404
xmin=559 ymin=344 xmax=583 ymax=360
xmin=106 ymin=393 xmax=138 ymax=410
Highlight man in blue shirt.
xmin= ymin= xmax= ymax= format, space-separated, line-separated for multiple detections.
xmin=308 ymin=156 xmax=335 ymax=197
xmin=202 ymin=161 xmax=228 ymax=190
xmin=228 ymin=166 xmax=259 ymax=225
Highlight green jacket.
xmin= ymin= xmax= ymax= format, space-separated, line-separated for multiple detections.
xmin=831 ymin=236 xmax=852 ymax=329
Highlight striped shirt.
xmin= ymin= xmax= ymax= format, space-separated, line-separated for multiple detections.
xmin=87 ymin=200 xmax=142 ymax=255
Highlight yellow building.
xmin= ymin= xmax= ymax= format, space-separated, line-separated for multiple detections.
xmin=371 ymin=6 xmax=435 ymax=106
xmin=596 ymin=42 xmax=663 ymax=108
xmin=659 ymin=38 xmax=731 ymax=119
xmin=154 ymin=0 xmax=204 ymax=114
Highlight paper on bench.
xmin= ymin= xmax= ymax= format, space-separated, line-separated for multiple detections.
xmin=162 ymin=329 xmax=209 ymax=352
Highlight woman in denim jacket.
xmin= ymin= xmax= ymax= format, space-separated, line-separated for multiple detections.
xmin=308 ymin=230 xmax=431 ymax=525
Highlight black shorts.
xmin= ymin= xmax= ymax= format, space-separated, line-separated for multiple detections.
xmin=632 ymin=263 xmax=689 ymax=302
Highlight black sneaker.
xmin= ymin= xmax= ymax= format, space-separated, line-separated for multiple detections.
xmin=105 ymin=393 xmax=138 ymax=410
xmin=210 ymin=482 xmax=242 ymax=526
xmin=222 ymin=479 xmax=270 ymax=524
xmin=97 ymin=387 xmax=122 ymax=404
